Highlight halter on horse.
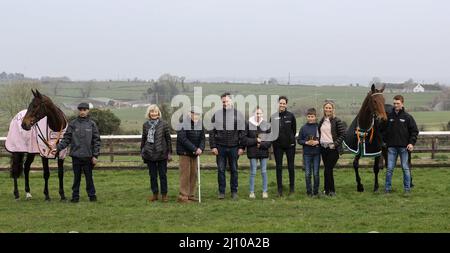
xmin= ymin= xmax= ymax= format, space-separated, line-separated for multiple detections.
xmin=6 ymin=89 xmax=68 ymax=200
xmin=343 ymin=84 xmax=387 ymax=192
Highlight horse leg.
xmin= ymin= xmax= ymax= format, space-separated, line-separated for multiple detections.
xmin=373 ymin=156 xmax=380 ymax=192
xmin=24 ymin=153 xmax=35 ymax=200
xmin=353 ymin=155 xmax=364 ymax=192
xmin=58 ymin=158 xmax=66 ymax=200
xmin=42 ymin=157 xmax=51 ymax=201
xmin=11 ymin=153 xmax=23 ymax=199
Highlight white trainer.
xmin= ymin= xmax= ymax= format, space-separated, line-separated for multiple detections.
xmin=262 ymin=192 xmax=268 ymax=199
xmin=249 ymin=192 xmax=255 ymax=199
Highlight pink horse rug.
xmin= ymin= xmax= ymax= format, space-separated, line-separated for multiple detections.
xmin=4 ymin=110 xmax=67 ymax=159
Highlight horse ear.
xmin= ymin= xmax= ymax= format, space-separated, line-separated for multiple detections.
xmin=31 ymin=89 xmax=36 ymax=97
xmin=35 ymin=89 xmax=43 ymax=98
xmin=380 ymin=84 xmax=386 ymax=93
xmin=371 ymin=84 xmax=376 ymax=93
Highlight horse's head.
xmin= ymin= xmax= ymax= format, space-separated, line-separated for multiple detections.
xmin=21 ymin=89 xmax=54 ymax=130
xmin=369 ymin=84 xmax=387 ymax=121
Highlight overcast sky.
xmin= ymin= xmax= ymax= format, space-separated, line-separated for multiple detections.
xmin=1 ymin=0 xmax=449 ymax=84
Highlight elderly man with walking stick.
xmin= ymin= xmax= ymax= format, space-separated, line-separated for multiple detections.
xmin=176 ymin=106 xmax=205 ymax=203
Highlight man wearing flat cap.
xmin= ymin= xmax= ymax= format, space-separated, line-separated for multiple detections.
xmin=52 ymin=102 xmax=101 ymax=203
xmin=175 ymin=106 xmax=205 ymax=202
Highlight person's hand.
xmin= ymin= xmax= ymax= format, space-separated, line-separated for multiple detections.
xmin=211 ymin=148 xmax=219 ymax=156
xmin=311 ymin=140 xmax=319 ymax=146
xmin=329 ymin=143 xmax=336 ymax=149
xmin=407 ymin=144 xmax=414 ymax=152
xmin=92 ymin=157 xmax=98 ymax=166
xmin=257 ymin=137 xmax=261 ymax=143
xmin=50 ymin=149 xmax=57 ymax=155
xmin=257 ymin=143 xmax=261 ymax=149
xmin=238 ymin=148 xmax=244 ymax=156
xmin=195 ymin=148 xmax=203 ymax=156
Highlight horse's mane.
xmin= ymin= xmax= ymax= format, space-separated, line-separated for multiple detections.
xmin=357 ymin=92 xmax=373 ymax=130
xmin=42 ymin=95 xmax=67 ymax=131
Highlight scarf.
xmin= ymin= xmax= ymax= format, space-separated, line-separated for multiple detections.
xmin=147 ymin=119 xmax=159 ymax=144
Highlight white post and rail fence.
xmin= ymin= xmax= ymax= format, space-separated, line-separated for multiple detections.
xmin=1 ymin=132 xmax=449 ymax=170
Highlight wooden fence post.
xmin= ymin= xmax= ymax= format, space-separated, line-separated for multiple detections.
xmin=431 ymin=137 xmax=437 ymax=159
xmin=110 ymin=139 xmax=114 ymax=163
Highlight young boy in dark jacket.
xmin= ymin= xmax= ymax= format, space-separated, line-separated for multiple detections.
xmin=53 ymin=102 xmax=101 ymax=203
xmin=298 ymin=108 xmax=321 ymax=197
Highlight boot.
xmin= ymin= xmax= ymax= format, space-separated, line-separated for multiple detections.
xmin=161 ymin=194 xmax=169 ymax=202
xmin=148 ymin=194 xmax=159 ymax=202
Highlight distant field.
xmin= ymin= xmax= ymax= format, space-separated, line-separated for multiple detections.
xmin=0 ymin=81 xmax=448 ymax=135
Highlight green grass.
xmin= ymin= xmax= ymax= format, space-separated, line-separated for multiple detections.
xmin=1 ymin=168 xmax=449 ymax=232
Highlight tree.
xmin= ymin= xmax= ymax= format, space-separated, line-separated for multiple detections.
xmin=80 ymin=82 xmax=94 ymax=98
xmin=268 ymin=78 xmax=278 ymax=85
xmin=370 ymin=77 xmax=382 ymax=86
xmin=143 ymin=73 xmax=180 ymax=103
xmin=68 ymin=109 xmax=121 ymax=135
xmin=0 ymin=81 xmax=42 ymax=118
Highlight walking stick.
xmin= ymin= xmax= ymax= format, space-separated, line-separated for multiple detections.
xmin=197 ymin=155 xmax=201 ymax=203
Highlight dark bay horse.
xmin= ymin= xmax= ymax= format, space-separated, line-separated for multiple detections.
xmin=343 ymin=84 xmax=387 ymax=192
xmin=7 ymin=89 xmax=68 ymax=200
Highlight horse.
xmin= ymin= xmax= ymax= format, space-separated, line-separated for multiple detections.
xmin=351 ymin=103 xmax=414 ymax=192
xmin=5 ymin=89 xmax=68 ymax=200
xmin=343 ymin=84 xmax=387 ymax=192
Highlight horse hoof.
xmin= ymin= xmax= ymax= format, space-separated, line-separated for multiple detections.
xmin=357 ymin=185 xmax=364 ymax=192
xmin=60 ymin=197 xmax=67 ymax=201
xmin=26 ymin=193 xmax=33 ymax=200
xmin=45 ymin=196 xmax=51 ymax=201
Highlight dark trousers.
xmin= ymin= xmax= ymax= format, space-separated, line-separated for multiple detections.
xmin=72 ymin=157 xmax=96 ymax=200
xmin=216 ymin=146 xmax=239 ymax=194
xmin=321 ymin=147 xmax=339 ymax=194
xmin=273 ymin=145 xmax=296 ymax=193
xmin=147 ymin=160 xmax=168 ymax=194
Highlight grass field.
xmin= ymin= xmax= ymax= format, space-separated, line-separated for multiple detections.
xmin=1 ymin=168 xmax=449 ymax=233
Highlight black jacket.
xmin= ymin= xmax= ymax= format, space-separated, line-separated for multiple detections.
xmin=242 ymin=118 xmax=272 ymax=159
xmin=176 ymin=117 xmax=206 ymax=157
xmin=140 ymin=119 xmax=173 ymax=162
xmin=270 ymin=110 xmax=297 ymax=149
xmin=57 ymin=116 xmax=101 ymax=158
xmin=318 ymin=116 xmax=346 ymax=154
xmin=383 ymin=108 xmax=419 ymax=147
xmin=209 ymin=107 xmax=245 ymax=149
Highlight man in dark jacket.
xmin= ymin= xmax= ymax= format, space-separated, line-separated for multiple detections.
xmin=209 ymin=93 xmax=245 ymax=200
xmin=52 ymin=103 xmax=101 ymax=203
xmin=176 ymin=106 xmax=205 ymax=203
xmin=384 ymin=95 xmax=419 ymax=194
xmin=270 ymin=96 xmax=297 ymax=197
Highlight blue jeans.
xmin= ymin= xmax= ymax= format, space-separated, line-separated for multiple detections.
xmin=249 ymin=158 xmax=268 ymax=193
xmin=303 ymin=154 xmax=320 ymax=195
xmin=386 ymin=147 xmax=411 ymax=192
xmin=217 ymin=146 xmax=239 ymax=194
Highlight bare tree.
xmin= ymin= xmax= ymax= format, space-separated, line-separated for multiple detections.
xmin=0 ymin=81 xmax=42 ymax=118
